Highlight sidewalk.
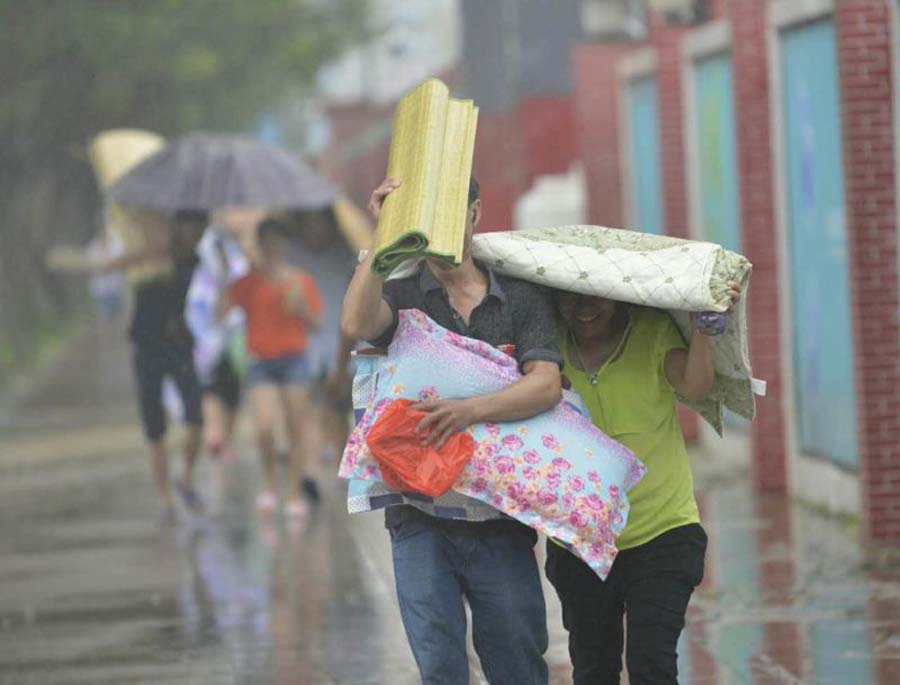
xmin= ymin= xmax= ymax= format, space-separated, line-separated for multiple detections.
xmin=1 ymin=328 xmax=898 ymax=683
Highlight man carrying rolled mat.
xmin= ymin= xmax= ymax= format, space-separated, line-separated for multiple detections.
xmin=342 ymin=176 xmax=562 ymax=685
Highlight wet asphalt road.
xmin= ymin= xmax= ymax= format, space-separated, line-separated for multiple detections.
xmin=1 ymin=326 xmax=899 ymax=684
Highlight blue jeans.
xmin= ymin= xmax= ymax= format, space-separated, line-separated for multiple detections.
xmin=389 ymin=515 xmax=549 ymax=684
xmin=246 ymin=353 xmax=310 ymax=387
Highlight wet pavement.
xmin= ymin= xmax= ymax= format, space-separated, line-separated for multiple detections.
xmin=1 ymin=331 xmax=899 ymax=684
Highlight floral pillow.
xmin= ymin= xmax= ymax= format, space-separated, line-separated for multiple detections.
xmin=339 ymin=309 xmax=646 ymax=579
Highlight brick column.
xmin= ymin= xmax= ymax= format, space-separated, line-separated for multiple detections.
xmin=835 ymin=0 xmax=900 ymax=547
xmin=729 ymin=0 xmax=789 ymax=490
xmin=517 ymin=95 xmax=576 ymax=187
xmin=652 ymin=21 xmax=699 ymax=441
xmin=473 ymin=111 xmax=527 ymax=232
xmin=652 ymin=23 xmax=691 ymax=241
xmin=573 ymin=44 xmax=630 ymax=227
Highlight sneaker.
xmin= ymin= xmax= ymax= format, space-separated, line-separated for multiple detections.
xmin=300 ymin=477 xmax=321 ymax=504
xmin=174 ymin=482 xmax=204 ymax=513
xmin=256 ymin=490 xmax=278 ymax=514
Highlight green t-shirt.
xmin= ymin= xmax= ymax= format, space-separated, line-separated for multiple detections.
xmin=563 ymin=307 xmax=700 ymax=550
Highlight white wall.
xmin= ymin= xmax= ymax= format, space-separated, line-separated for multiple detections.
xmin=318 ymin=0 xmax=462 ymax=105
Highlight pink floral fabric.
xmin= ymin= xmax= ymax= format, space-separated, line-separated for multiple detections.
xmin=340 ymin=309 xmax=647 ymax=579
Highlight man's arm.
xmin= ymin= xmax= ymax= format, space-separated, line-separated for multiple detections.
xmin=340 ymin=178 xmax=401 ymax=342
xmin=414 ymin=279 xmax=563 ymax=447
xmin=412 ymin=360 xmax=562 ymax=448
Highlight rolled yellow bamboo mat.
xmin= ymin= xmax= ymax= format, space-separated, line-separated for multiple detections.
xmin=372 ymin=78 xmax=478 ymax=278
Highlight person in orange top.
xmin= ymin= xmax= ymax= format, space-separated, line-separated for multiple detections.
xmin=223 ymin=217 xmax=323 ymax=518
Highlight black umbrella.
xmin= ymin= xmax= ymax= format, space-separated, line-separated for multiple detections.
xmin=108 ymin=133 xmax=338 ymax=212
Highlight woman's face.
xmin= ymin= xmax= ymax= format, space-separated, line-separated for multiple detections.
xmin=259 ymin=233 xmax=289 ymax=264
xmin=556 ymin=292 xmax=618 ymax=338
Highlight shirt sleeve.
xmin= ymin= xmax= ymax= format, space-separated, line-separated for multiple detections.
xmin=654 ymin=311 xmax=688 ymax=383
xmin=511 ymin=283 xmax=564 ymax=370
xmin=366 ymin=278 xmax=408 ymax=348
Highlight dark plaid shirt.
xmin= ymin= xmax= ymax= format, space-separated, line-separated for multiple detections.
xmin=371 ymin=261 xmax=562 ymax=531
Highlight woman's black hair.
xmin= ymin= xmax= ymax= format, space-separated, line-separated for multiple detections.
xmin=173 ymin=209 xmax=209 ymax=226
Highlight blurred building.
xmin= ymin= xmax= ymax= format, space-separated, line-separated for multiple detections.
xmin=317 ymin=0 xmax=587 ymax=231
xmin=317 ymin=0 xmax=900 ymax=550
xmin=317 ymin=0 xmax=463 ymax=205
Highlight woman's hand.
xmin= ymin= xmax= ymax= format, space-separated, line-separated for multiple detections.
xmin=726 ymin=280 xmax=741 ymax=309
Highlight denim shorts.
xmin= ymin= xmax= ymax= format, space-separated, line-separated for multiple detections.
xmin=246 ymin=353 xmax=311 ymax=388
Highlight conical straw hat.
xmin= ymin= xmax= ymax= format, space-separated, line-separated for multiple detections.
xmin=89 ymin=129 xmax=170 ymax=283
xmin=88 ymin=129 xmax=164 ymax=189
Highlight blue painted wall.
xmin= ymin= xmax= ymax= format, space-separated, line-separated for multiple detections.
xmin=781 ymin=19 xmax=859 ymax=468
xmin=693 ymin=53 xmax=741 ymax=253
xmin=629 ymin=76 xmax=665 ymax=235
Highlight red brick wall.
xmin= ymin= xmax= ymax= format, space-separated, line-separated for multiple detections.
xmin=651 ymin=21 xmax=698 ymax=439
xmin=728 ymin=0 xmax=789 ymax=491
xmin=319 ymin=102 xmax=392 ymax=209
xmin=835 ymin=0 xmax=900 ymax=545
xmin=650 ymin=23 xmax=691 ymax=240
xmin=573 ymin=44 xmax=629 ymax=227
xmin=473 ymin=111 xmax=527 ymax=232
xmin=517 ymin=95 xmax=577 ymax=186
xmin=706 ymin=0 xmax=727 ymax=21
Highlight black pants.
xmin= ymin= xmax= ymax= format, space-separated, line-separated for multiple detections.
xmin=203 ymin=355 xmax=241 ymax=410
xmin=132 ymin=342 xmax=203 ymax=442
xmin=545 ymin=524 xmax=707 ymax=685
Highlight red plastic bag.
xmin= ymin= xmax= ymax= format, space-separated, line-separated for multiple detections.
xmin=366 ymin=398 xmax=475 ymax=497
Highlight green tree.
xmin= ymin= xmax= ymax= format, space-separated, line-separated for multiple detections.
xmin=0 ymin=0 xmax=367 ymax=385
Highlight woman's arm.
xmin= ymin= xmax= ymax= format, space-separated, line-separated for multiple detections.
xmin=95 ymin=245 xmax=170 ymax=274
xmin=664 ymin=334 xmax=715 ymax=402
xmin=284 ymin=280 xmax=321 ymax=331
xmin=46 ymin=244 xmax=168 ymax=275
xmin=664 ymin=280 xmax=742 ymax=401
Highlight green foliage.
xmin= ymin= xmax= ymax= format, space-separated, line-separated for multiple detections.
xmin=0 ymin=0 xmax=368 ymax=387
xmin=1 ymin=0 xmax=367 ymax=142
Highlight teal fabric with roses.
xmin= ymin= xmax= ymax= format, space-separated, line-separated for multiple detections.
xmin=339 ymin=309 xmax=647 ymax=580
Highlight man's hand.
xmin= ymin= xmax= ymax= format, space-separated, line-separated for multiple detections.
xmin=411 ymin=398 xmax=479 ymax=450
xmin=367 ymin=178 xmax=402 ymax=220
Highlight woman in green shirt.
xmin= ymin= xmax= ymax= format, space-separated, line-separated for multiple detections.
xmin=547 ymin=287 xmax=738 ymax=685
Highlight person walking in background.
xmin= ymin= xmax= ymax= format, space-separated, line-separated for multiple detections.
xmin=124 ymin=210 xmax=207 ymax=521
xmin=546 ymin=287 xmax=738 ymax=685
xmin=48 ymin=210 xmax=207 ymax=522
xmin=186 ymin=223 xmax=249 ymax=461
xmin=287 ymin=207 xmax=358 ymax=475
xmin=222 ymin=217 xmax=323 ymax=519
